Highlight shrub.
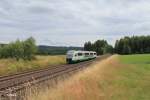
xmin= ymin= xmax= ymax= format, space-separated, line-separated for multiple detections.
xmin=0 ymin=37 xmax=37 ymax=61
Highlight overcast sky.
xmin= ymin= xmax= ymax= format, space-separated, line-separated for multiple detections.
xmin=0 ymin=0 xmax=150 ymax=46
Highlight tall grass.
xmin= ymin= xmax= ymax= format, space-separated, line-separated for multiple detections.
xmin=0 ymin=55 xmax=66 ymax=76
xmin=27 ymin=54 xmax=150 ymax=100
xmin=26 ymin=55 xmax=119 ymax=100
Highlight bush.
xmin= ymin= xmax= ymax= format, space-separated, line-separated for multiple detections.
xmin=0 ymin=37 xmax=37 ymax=61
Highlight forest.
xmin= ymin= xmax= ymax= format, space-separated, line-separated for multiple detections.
xmin=114 ymin=36 xmax=150 ymax=54
xmin=84 ymin=35 xmax=150 ymax=55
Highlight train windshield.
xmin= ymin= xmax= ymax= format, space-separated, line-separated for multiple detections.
xmin=67 ymin=51 xmax=74 ymax=58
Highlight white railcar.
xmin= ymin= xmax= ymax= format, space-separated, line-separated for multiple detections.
xmin=66 ymin=50 xmax=97 ymax=64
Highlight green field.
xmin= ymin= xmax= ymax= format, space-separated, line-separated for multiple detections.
xmin=120 ymin=54 xmax=150 ymax=64
xmin=113 ymin=54 xmax=150 ymax=100
xmin=0 ymin=55 xmax=66 ymax=76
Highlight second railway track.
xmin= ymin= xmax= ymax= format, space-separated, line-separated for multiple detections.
xmin=0 ymin=55 xmax=111 ymax=97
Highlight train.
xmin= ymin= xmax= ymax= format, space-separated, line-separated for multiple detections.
xmin=66 ymin=50 xmax=97 ymax=64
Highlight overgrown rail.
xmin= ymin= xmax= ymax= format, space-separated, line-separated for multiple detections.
xmin=0 ymin=55 xmax=111 ymax=98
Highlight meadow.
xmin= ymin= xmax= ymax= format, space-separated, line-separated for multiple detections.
xmin=27 ymin=54 xmax=150 ymax=100
xmin=0 ymin=55 xmax=66 ymax=76
xmin=113 ymin=54 xmax=150 ymax=100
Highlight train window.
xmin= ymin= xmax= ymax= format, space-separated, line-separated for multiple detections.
xmin=85 ymin=53 xmax=89 ymax=55
xmin=75 ymin=54 xmax=78 ymax=56
xmin=94 ymin=53 xmax=96 ymax=55
xmin=78 ymin=53 xmax=83 ymax=56
xmin=90 ymin=53 xmax=93 ymax=55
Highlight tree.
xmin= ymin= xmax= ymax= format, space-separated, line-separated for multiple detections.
xmin=95 ymin=40 xmax=108 ymax=55
xmin=23 ymin=37 xmax=37 ymax=60
xmin=103 ymin=45 xmax=114 ymax=54
xmin=10 ymin=40 xmax=24 ymax=61
xmin=114 ymin=35 xmax=150 ymax=54
xmin=0 ymin=37 xmax=37 ymax=61
xmin=84 ymin=41 xmax=93 ymax=51
xmin=123 ymin=44 xmax=131 ymax=54
xmin=84 ymin=39 xmax=113 ymax=55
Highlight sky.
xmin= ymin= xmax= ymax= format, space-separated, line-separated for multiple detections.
xmin=0 ymin=0 xmax=150 ymax=46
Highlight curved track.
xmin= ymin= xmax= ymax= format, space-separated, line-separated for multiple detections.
xmin=0 ymin=55 xmax=111 ymax=96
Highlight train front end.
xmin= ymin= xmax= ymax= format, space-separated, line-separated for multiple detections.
xmin=66 ymin=50 xmax=75 ymax=64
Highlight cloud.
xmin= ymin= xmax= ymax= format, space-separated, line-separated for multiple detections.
xmin=0 ymin=0 xmax=150 ymax=46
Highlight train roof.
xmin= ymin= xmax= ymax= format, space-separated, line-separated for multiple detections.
xmin=67 ymin=50 xmax=96 ymax=54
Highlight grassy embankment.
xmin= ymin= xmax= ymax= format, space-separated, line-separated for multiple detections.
xmin=27 ymin=54 xmax=150 ymax=100
xmin=0 ymin=55 xmax=66 ymax=76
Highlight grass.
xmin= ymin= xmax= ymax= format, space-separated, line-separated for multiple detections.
xmin=0 ymin=55 xmax=66 ymax=76
xmin=120 ymin=54 xmax=150 ymax=64
xmin=26 ymin=54 xmax=150 ymax=100
xmin=116 ymin=54 xmax=150 ymax=100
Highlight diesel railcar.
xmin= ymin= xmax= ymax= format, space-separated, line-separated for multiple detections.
xmin=66 ymin=50 xmax=97 ymax=64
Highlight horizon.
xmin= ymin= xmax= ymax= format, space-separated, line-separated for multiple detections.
xmin=0 ymin=35 xmax=150 ymax=47
xmin=0 ymin=0 xmax=150 ymax=46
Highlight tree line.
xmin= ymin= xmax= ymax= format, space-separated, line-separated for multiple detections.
xmin=115 ymin=36 xmax=150 ymax=54
xmin=84 ymin=35 xmax=150 ymax=55
xmin=37 ymin=46 xmax=83 ymax=55
xmin=0 ymin=35 xmax=150 ymax=60
xmin=84 ymin=40 xmax=113 ymax=55
xmin=0 ymin=37 xmax=37 ymax=61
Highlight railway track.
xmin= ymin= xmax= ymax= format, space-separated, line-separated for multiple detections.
xmin=0 ymin=55 xmax=111 ymax=98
